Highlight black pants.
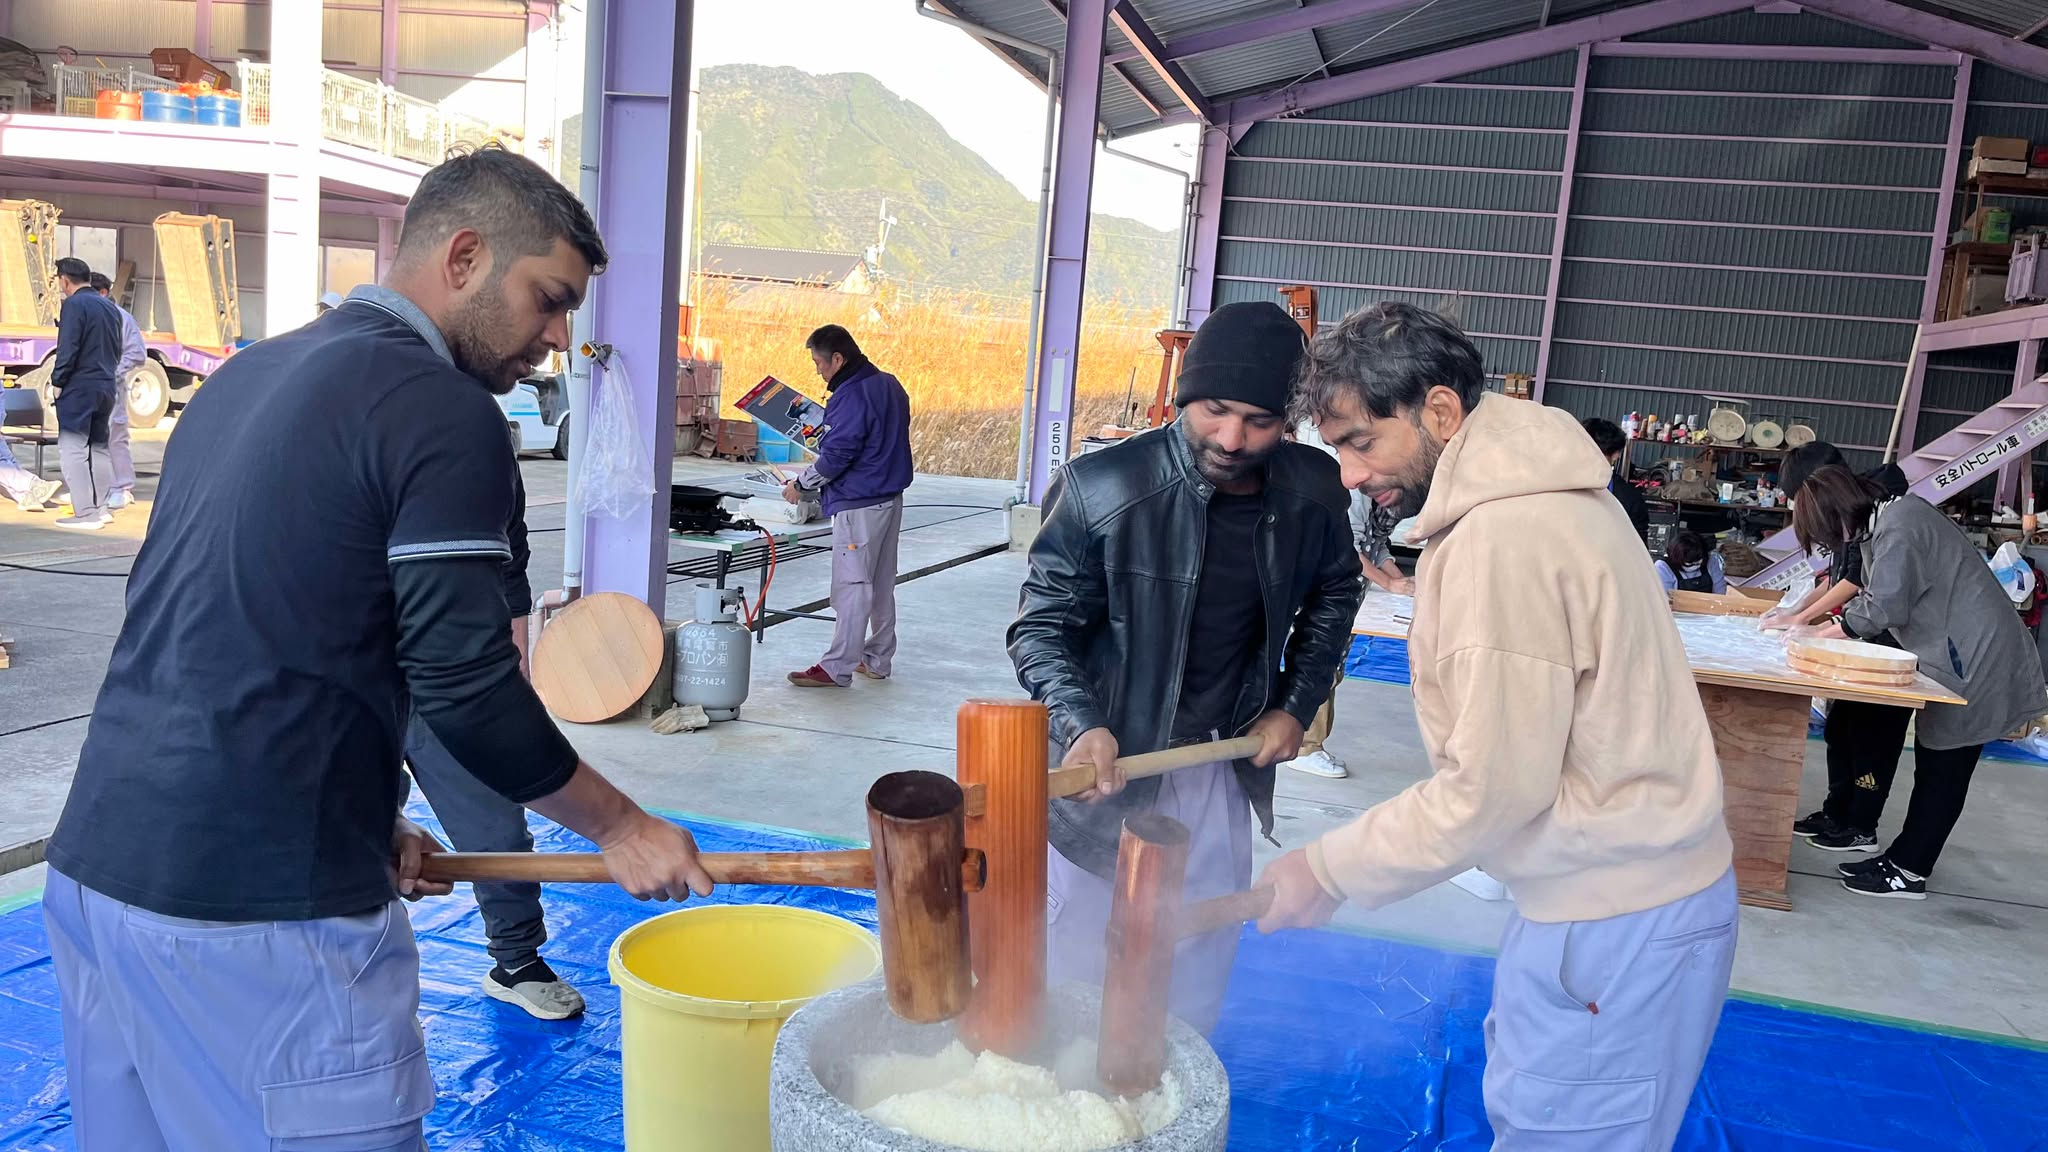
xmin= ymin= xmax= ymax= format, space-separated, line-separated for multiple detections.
xmin=1886 ymin=741 xmax=1985 ymax=879
xmin=405 ymin=711 xmax=548 ymax=971
xmin=1821 ymin=699 xmax=1912 ymax=834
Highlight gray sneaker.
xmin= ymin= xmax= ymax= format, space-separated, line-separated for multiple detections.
xmin=483 ymin=959 xmax=585 ymax=1020
xmin=52 ymin=514 xmax=103 ymax=531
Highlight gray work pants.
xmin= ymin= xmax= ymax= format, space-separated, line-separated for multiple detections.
xmin=43 ymin=868 xmax=432 ymax=1151
xmin=58 ymin=426 xmax=113 ymax=520
xmin=818 ymin=496 xmax=903 ymax=684
xmin=1484 ymin=868 xmax=1737 ymax=1149
xmin=405 ymin=712 xmax=548 ymax=971
xmin=108 ymin=399 xmax=134 ymax=494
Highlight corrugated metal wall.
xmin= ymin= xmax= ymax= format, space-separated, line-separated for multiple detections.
xmin=1214 ymin=9 xmax=1976 ymax=473
xmin=1218 ymin=53 xmax=1576 ymax=381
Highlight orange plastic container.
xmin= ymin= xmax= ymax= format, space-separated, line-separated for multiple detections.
xmin=94 ymin=90 xmax=141 ymax=120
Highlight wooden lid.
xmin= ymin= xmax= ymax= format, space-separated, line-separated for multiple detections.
xmin=531 ymin=592 xmax=666 ymax=723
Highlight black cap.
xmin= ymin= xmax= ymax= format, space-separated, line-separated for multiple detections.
xmin=1174 ymin=301 xmax=1304 ymax=416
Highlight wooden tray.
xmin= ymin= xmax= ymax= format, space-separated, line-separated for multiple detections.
xmin=1786 ymin=653 xmax=1916 ymax=687
xmin=1786 ymin=636 xmax=1917 ymax=674
xmin=1671 ymin=589 xmax=1775 ymax=618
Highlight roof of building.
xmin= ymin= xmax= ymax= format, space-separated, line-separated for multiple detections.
xmin=698 ymin=244 xmax=866 ymax=285
xmin=932 ymin=0 xmax=2048 ymax=138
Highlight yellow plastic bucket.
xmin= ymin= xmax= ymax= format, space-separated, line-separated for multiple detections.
xmin=608 ymin=904 xmax=881 ymax=1151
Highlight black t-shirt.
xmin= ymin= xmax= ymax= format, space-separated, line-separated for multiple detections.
xmin=48 ymin=303 xmax=571 ymax=921
xmin=1174 ymin=491 xmax=1266 ymax=740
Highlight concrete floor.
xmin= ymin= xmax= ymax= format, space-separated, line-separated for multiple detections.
xmin=3 ymin=432 xmax=2046 ymax=1046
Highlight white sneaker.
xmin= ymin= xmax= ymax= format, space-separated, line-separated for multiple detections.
xmin=52 ymin=514 xmax=103 ymax=531
xmin=106 ymin=490 xmax=133 ymax=509
xmin=14 ymin=477 xmax=58 ymax=508
xmin=1283 ymin=749 xmax=1349 ymax=778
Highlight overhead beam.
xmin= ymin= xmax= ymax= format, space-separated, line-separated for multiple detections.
xmin=1591 ymin=41 xmax=1958 ymax=65
xmin=1106 ymin=0 xmax=1421 ymax=65
xmin=0 ymin=176 xmax=405 ymax=216
xmin=2022 ymin=12 xmax=2048 ymax=41
xmin=1109 ymin=1 xmax=1213 ymax=123
xmin=1801 ymin=0 xmax=2048 ymax=81
xmin=1221 ymin=0 xmax=1755 ymax=125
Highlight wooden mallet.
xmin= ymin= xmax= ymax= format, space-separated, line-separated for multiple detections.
xmin=954 ymin=697 xmax=1264 ymax=1058
xmin=1096 ymin=812 xmax=1279 ymax=1096
xmin=419 ymin=769 xmax=982 ymax=1023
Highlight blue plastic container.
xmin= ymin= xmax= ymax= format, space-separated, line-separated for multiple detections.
xmin=754 ymin=420 xmax=799 ymax=464
xmin=194 ymin=93 xmax=240 ymax=127
xmin=141 ymin=91 xmax=196 ymax=124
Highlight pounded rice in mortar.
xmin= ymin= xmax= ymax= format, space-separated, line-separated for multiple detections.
xmin=850 ymin=1041 xmax=1182 ymax=1152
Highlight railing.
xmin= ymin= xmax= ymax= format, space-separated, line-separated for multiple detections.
xmin=49 ymin=63 xmax=174 ymax=116
xmin=240 ymin=63 xmax=501 ymax=166
xmin=39 ymin=60 xmax=502 ymax=168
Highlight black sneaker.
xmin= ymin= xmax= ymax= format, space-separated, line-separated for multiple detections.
xmin=1793 ymin=810 xmax=1838 ymax=838
xmin=1838 ymin=855 xmax=1888 ymax=879
xmin=1809 ymin=827 xmax=1879 ymax=853
xmin=1842 ymin=857 xmax=1926 ymax=900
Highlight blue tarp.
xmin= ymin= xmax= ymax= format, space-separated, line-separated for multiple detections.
xmin=3 ymin=803 xmax=2046 ymax=1150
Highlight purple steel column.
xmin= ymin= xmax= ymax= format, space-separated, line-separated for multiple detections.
xmin=579 ymin=0 xmax=689 ymax=615
xmin=194 ymin=0 xmax=212 ymax=58
xmin=1026 ymin=0 xmax=1111 ymax=504
xmin=375 ymin=216 xmax=399 ymax=282
xmin=1531 ymin=44 xmax=1587 ymax=404
xmin=382 ymin=0 xmax=400 ymax=86
xmin=1898 ymin=55 xmax=1971 ymax=458
xmin=1183 ymin=122 xmax=1227 ymax=329
xmin=1999 ymin=338 xmax=2039 ymax=505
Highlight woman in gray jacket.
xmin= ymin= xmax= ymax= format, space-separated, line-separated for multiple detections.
xmin=1789 ymin=466 xmax=2046 ymax=899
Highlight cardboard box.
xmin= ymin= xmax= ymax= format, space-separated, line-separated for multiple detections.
xmin=1969 ymin=157 xmax=2029 ymax=179
xmin=149 ymin=48 xmax=231 ymax=89
xmin=1974 ymin=135 xmax=2030 ymax=162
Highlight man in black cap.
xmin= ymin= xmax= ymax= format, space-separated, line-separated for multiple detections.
xmin=1008 ymin=300 xmax=1361 ymax=1032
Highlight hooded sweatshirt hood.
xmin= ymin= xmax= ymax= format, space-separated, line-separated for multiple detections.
xmin=1410 ymin=393 xmax=1615 ymax=544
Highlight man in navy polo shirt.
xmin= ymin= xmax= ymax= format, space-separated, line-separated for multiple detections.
xmin=43 ymin=146 xmax=714 ymax=1148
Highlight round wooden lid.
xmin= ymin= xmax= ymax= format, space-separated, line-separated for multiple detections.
xmin=532 ymin=592 xmax=666 ymax=723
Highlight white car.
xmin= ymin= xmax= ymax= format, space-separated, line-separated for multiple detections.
xmin=496 ymin=378 xmax=567 ymax=458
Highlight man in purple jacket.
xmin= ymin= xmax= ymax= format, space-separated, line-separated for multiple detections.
xmin=782 ymin=324 xmax=913 ymax=687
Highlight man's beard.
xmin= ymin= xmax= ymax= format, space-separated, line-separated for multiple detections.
xmin=444 ymin=280 xmax=535 ymax=395
xmin=1373 ymin=417 xmax=1444 ymax=518
xmin=1187 ymin=428 xmax=1278 ymax=487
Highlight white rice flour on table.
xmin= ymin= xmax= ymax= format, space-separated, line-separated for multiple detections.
xmin=850 ymin=1040 xmax=1183 ymax=1152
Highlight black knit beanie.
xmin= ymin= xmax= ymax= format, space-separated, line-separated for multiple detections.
xmin=1174 ymin=301 xmax=1305 ymax=416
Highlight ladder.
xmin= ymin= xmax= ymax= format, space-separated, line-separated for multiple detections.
xmin=1742 ymin=375 xmax=2048 ymax=589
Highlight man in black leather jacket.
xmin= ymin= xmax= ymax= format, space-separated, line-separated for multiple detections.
xmin=1007 ymin=300 xmax=1362 ymax=1032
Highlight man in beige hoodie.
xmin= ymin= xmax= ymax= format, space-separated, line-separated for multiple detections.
xmin=1257 ymin=303 xmax=1736 ymax=1150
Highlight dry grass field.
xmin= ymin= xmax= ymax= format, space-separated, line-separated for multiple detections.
xmin=692 ymin=278 xmax=1173 ymax=478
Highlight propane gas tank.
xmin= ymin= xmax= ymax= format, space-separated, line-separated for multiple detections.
xmin=675 ymin=586 xmax=751 ymax=721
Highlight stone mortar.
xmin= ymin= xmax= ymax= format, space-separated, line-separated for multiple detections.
xmin=770 ymin=980 xmax=1228 ymax=1152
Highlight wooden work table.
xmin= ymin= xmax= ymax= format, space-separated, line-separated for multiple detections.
xmin=1352 ymin=594 xmax=1965 ymax=911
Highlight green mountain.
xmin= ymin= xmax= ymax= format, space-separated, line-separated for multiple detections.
xmin=695 ymin=63 xmax=1177 ymax=313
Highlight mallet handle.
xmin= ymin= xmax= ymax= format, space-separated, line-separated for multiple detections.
xmin=419 ymin=848 xmax=986 ymax=892
xmin=1047 ymin=735 xmax=1266 ymax=799
xmin=1176 ymin=886 xmax=1275 ymax=940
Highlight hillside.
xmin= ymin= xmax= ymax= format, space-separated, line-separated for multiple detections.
xmin=695 ymin=63 xmax=1178 ymax=312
